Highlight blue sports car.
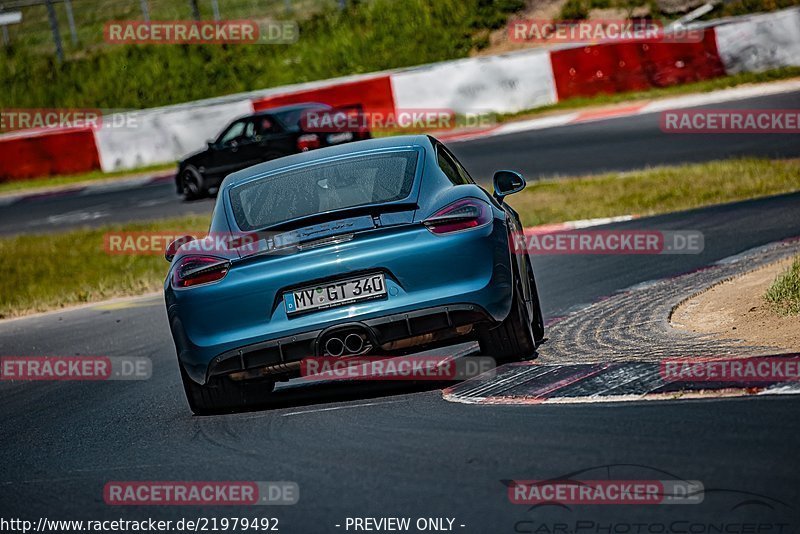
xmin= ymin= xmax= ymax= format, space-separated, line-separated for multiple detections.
xmin=164 ymin=135 xmax=544 ymax=414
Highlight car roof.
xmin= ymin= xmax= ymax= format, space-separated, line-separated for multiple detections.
xmin=251 ymin=102 xmax=329 ymax=117
xmin=221 ymin=135 xmax=433 ymax=189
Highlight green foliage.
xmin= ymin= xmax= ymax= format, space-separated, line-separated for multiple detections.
xmin=559 ymin=0 xmax=591 ymax=20
xmin=508 ymin=158 xmax=800 ymax=227
xmin=765 ymin=257 xmax=800 ymax=316
xmin=719 ymin=0 xmax=799 ymax=17
xmin=563 ymin=0 xmax=800 ymax=21
xmin=0 ymin=0 xmax=522 ymax=109
xmin=0 ymin=215 xmax=210 ymax=318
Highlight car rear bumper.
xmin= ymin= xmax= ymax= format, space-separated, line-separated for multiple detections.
xmin=167 ymin=220 xmax=514 ymax=384
xmin=205 ymin=303 xmax=491 ymax=381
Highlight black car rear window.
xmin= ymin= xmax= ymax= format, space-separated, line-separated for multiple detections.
xmin=230 ymin=151 xmax=419 ymax=231
xmin=273 ymin=105 xmax=328 ymax=129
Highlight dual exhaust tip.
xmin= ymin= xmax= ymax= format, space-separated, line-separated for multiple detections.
xmin=324 ymin=333 xmax=366 ymax=356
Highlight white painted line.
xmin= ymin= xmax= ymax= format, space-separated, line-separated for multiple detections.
xmin=0 ymin=172 xmax=175 ymax=206
xmin=0 ymin=292 xmax=162 ymax=325
xmin=523 ymin=214 xmax=636 ymax=234
xmin=568 ymin=215 xmax=635 ymax=229
xmin=641 ymin=79 xmax=800 ymax=113
xmin=76 ymin=176 xmax=154 ymax=195
xmin=760 ymin=383 xmax=800 ymax=395
xmin=281 ymin=400 xmax=407 ymax=417
xmin=446 ymin=113 xmax=579 ymax=143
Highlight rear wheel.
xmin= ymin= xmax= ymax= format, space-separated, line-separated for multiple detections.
xmin=179 ymin=365 xmax=275 ymax=415
xmin=526 ymin=256 xmax=545 ymax=345
xmin=478 ymin=287 xmax=535 ymax=363
xmin=180 ymin=166 xmax=206 ymax=201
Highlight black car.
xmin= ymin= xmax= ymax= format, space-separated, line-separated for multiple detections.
xmin=176 ymin=102 xmax=370 ymax=200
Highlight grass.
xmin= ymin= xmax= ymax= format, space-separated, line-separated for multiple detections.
xmin=558 ymin=0 xmax=800 ymax=22
xmin=0 ymin=163 xmax=176 ymax=196
xmin=2 ymin=157 xmax=799 ymax=318
xmin=765 ymin=256 xmax=800 ymax=315
xmin=712 ymin=0 xmax=800 ymax=18
xmin=4 ymin=0 xmax=332 ymax=53
xmin=0 ymin=215 xmax=209 ymax=319
xmin=0 ymin=0 xmax=523 ymax=109
xmin=1 ymin=0 xmax=795 ymax=111
xmin=506 ymin=158 xmax=800 ymax=227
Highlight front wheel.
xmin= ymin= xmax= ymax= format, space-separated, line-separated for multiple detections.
xmin=179 ymin=365 xmax=275 ymax=415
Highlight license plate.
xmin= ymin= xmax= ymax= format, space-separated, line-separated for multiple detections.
xmin=327 ymin=132 xmax=353 ymax=144
xmin=284 ymin=273 xmax=386 ymax=315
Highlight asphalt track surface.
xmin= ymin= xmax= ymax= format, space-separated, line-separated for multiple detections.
xmin=2 ymin=190 xmax=800 ymax=531
xmin=0 ymin=91 xmax=798 ymax=236
xmin=2 ymin=90 xmax=800 ymax=529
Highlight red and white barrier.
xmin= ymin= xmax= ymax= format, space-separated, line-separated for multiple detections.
xmin=253 ymin=75 xmax=396 ymax=116
xmin=0 ymin=127 xmax=100 ymax=180
xmin=391 ymin=49 xmax=557 ymax=114
xmin=715 ymin=8 xmax=800 ymax=74
xmin=549 ymin=28 xmax=725 ymax=99
xmin=94 ymin=99 xmax=255 ymax=172
xmin=1 ymin=7 xmax=797 ymax=181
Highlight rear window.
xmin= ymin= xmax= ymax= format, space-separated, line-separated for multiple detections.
xmin=230 ymin=151 xmax=419 ymax=231
xmin=273 ymin=105 xmax=328 ymax=129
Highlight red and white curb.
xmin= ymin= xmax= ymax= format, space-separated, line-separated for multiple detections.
xmin=442 ymin=356 xmax=800 ymax=406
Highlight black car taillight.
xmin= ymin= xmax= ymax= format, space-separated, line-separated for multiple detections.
xmin=297 ymin=134 xmax=321 ymax=151
xmin=423 ymin=198 xmax=492 ymax=234
xmin=172 ymin=255 xmax=230 ymax=288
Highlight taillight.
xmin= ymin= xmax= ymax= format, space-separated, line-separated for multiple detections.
xmin=297 ymin=134 xmax=320 ymax=151
xmin=423 ymin=198 xmax=492 ymax=234
xmin=172 ymin=255 xmax=230 ymax=288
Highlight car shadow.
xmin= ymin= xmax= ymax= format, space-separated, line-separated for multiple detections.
xmin=196 ymin=343 xmax=542 ymax=416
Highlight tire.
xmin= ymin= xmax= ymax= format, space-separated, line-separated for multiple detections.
xmin=179 ymin=364 xmax=275 ymax=415
xmin=478 ymin=286 xmax=535 ymax=363
xmin=525 ymin=256 xmax=546 ymax=345
xmin=531 ymin=299 xmax=545 ymax=346
xmin=180 ymin=166 xmax=206 ymax=201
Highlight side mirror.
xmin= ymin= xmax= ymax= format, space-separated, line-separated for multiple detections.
xmin=165 ymin=235 xmax=196 ymax=263
xmin=207 ymin=139 xmax=216 ymax=149
xmin=493 ymin=170 xmax=526 ymax=202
